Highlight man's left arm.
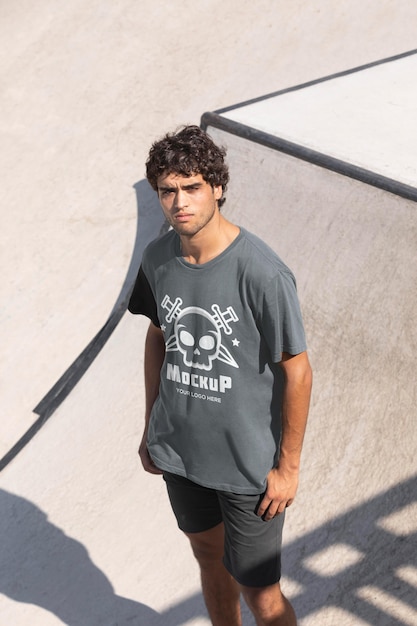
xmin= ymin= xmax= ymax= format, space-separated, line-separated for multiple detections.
xmin=257 ymin=351 xmax=312 ymax=520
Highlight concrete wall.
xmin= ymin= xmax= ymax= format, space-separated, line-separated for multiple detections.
xmin=208 ymin=127 xmax=416 ymax=516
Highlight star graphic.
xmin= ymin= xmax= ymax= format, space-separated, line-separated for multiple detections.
xmin=161 ymin=324 xmax=166 ymax=332
xmin=232 ymin=338 xmax=240 ymax=347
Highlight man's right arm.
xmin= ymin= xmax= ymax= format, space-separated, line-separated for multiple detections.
xmin=139 ymin=321 xmax=166 ymax=474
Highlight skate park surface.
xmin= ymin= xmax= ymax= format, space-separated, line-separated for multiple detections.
xmin=1 ymin=2 xmax=417 ymax=625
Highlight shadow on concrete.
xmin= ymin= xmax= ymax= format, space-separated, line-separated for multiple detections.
xmin=285 ymin=474 xmax=417 ymax=624
xmin=33 ymin=179 xmax=167 ymax=421
xmin=0 ymin=489 xmax=206 ymax=626
xmin=111 ymin=179 xmax=168 ymax=317
xmin=1 ymin=476 xmax=416 ymax=625
xmin=0 ymin=180 xmax=167 ymax=472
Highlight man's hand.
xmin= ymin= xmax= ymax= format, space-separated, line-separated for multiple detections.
xmin=138 ymin=432 xmax=163 ymax=475
xmin=257 ymin=466 xmax=299 ymax=520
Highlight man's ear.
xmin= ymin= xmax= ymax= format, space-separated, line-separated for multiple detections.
xmin=214 ymin=185 xmax=223 ymax=201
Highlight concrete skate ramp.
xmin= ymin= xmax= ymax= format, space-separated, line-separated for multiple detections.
xmin=2 ymin=2 xmax=417 ymax=623
xmin=200 ymin=51 xmax=417 ymax=623
xmin=205 ymin=132 xmax=417 ymax=620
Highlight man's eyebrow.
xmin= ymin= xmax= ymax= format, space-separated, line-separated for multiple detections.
xmin=158 ymin=181 xmax=203 ymax=191
xmin=182 ymin=181 xmax=203 ymax=189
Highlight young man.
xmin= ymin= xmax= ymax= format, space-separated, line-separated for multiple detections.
xmin=128 ymin=125 xmax=312 ymax=626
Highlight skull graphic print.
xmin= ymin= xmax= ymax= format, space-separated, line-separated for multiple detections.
xmin=176 ymin=308 xmax=220 ymax=369
xmin=163 ymin=298 xmax=239 ymax=371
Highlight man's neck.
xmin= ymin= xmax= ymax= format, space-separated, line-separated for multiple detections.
xmin=180 ymin=216 xmax=240 ymax=265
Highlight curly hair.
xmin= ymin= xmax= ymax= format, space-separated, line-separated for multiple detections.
xmin=146 ymin=125 xmax=229 ymax=208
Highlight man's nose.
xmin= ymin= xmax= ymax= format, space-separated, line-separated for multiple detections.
xmin=175 ymin=189 xmax=188 ymax=209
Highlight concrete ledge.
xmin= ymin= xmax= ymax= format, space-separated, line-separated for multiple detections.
xmin=202 ymin=48 xmax=417 ymax=202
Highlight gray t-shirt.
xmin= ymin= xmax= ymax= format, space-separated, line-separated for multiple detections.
xmin=129 ymin=227 xmax=307 ymax=494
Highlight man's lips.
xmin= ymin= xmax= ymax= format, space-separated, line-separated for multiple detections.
xmin=174 ymin=213 xmax=193 ymax=222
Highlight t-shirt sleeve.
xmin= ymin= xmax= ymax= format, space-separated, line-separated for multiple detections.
xmin=128 ymin=264 xmax=160 ymax=327
xmin=261 ymin=270 xmax=307 ymax=362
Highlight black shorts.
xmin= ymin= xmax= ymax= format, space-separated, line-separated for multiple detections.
xmin=163 ymin=472 xmax=285 ymax=588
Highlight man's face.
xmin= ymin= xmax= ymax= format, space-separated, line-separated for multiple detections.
xmin=156 ymin=172 xmax=222 ymax=237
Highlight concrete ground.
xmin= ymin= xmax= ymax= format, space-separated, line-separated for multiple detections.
xmin=1 ymin=2 xmax=417 ymax=624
